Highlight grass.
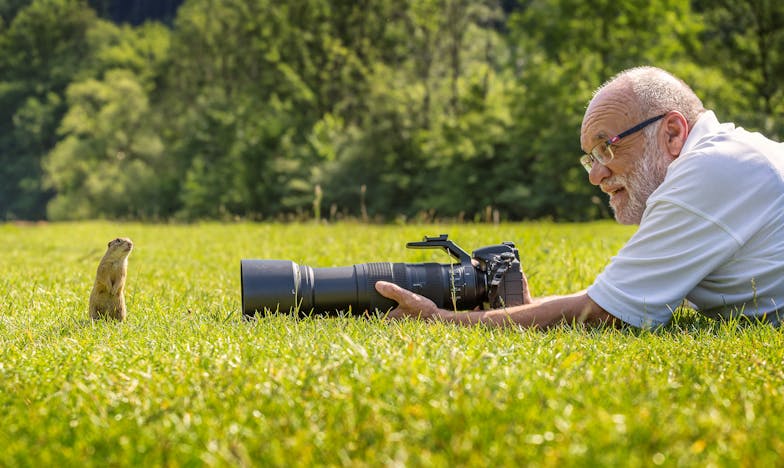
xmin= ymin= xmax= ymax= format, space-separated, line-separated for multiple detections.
xmin=1 ymin=221 xmax=783 ymax=466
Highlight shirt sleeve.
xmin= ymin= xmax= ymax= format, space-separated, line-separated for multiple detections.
xmin=587 ymin=199 xmax=742 ymax=328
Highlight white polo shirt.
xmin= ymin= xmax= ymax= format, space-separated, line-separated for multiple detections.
xmin=587 ymin=111 xmax=784 ymax=327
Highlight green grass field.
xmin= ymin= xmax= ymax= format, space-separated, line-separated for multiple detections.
xmin=2 ymin=221 xmax=783 ymax=466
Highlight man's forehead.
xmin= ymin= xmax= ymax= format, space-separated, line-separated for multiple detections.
xmin=581 ymin=87 xmax=635 ymax=146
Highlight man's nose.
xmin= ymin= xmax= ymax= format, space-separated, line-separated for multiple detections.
xmin=588 ymin=162 xmax=611 ymax=185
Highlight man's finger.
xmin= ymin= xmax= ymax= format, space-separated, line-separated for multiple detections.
xmin=375 ymin=281 xmax=407 ymax=318
xmin=375 ymin=280 xmax=404 ymax=300
xmin=376 ymin=281 xmax=419 ymax=304
xmin=375 ymin=280 xmax=440 ymax=320
xmin=522 ymin=273 xmax=533 ymax=304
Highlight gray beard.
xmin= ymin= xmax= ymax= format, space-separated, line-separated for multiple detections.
xmin=609 ymin=142 xmax=670 ymax=225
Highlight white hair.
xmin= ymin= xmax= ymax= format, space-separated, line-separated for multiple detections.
xmin=600 ymin=66 xmax=705 ymax=127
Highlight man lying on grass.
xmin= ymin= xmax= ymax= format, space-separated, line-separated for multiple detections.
xmin=376 ymin=66 xmax=784 ymax=328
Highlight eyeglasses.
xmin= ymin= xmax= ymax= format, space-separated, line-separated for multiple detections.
xmin=580 ymin=113 xmax=667 ymax=172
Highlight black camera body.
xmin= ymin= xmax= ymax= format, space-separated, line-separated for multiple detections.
xmin=241 ymin=234 xmax=524 ymax=317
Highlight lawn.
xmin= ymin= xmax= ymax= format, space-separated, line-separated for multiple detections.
xmin=1 ymin=221 xmax=783 ymax=466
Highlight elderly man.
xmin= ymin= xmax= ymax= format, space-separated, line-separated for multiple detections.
xmin=376 ymin=66 xmax=784 ymax=328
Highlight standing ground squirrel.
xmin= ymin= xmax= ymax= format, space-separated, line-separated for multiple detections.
xmin=89 ymin=237 xmax=133 ymax=321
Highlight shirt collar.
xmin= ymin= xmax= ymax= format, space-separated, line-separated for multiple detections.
xmin=680 ymin=110 xmax=732 ymax=155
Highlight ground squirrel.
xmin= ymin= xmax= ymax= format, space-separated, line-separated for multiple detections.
xmin=89 ymin=237 xmax=133 ymax=321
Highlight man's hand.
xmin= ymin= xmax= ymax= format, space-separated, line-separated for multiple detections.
xmin=376 ymin=268 xmax=534 ymax=320
xmin=374 ymin=281 xmax=445 ymax=320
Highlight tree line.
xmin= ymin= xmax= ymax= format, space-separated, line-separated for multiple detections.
xmin=1 ymin=0 xmax=782 ymax=222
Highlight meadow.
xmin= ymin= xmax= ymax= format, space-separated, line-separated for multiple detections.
xmin=1 ymin=221 xmax=783 ymax=466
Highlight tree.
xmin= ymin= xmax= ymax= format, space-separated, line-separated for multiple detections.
xmin=313 ymin=0 xmax=513 ymax=221
xmin=44 ymin=69 xmax=172 ymax=219
xmin=694 ymin=0 xmax=784 ymax=138
xmin=33 ymin=9 xmax=173 ymax=219
xmin=0 ymin=0 xmax=97 ymax=220
xmin=165 ymin=0 xmax=408 ymax=219
xmin=0 ymin=0 xmax=32 ymax=24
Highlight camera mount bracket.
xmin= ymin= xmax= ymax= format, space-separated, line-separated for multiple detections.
xmin=406 ymin=234 xmax=473 ymax=265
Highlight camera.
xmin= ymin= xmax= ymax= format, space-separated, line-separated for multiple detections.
xmin=240 ymin=234 xmax=524 ymax=317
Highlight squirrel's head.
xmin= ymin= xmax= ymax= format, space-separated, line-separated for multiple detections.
xmin=106 ymin=237 xmax=133 ymax=259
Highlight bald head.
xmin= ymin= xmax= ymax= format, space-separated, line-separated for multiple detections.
xmin=584 ymin=67 xmax=705 ymax=133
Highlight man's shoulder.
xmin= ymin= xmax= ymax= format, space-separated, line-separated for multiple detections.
xmin=677 ymin=124 xmax=783 ymax=177
xmin=649 ymin=132 xmax=784 ymax=236
xmin=665 ymin=132 xmax=783 ymax=191
xmin=660 ymin=150 xmax=748 ymax=196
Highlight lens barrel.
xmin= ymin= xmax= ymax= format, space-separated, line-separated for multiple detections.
xmin=241 ymin=259 xmax=485 ymax=316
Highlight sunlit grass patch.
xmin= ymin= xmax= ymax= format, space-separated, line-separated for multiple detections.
xmin=1 ymin=221 xmax=782 ymax=466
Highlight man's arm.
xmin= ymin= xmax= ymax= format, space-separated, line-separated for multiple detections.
xmin=375 ymin=281 xmax=619 ymax=328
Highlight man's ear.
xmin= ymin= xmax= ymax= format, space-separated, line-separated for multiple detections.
xmin=661 ymin=111 xmax=689 ymax=158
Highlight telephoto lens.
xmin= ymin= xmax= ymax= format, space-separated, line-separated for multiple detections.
xmin=240 ymin=258 xmax=483 ymax=316
xmin=240 ymin=234 xmax=523 ymax=317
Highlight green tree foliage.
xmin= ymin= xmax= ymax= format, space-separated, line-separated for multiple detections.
xmin=44 ymin=69 xmax=171 ymax=219
xmin=0 ymin=0 xmax=96 ymax=220
xmin=40 ymin=14 xmax=172 ymax=219
xmin=694 ymin=0 xmax=784 ymax=139
xmin=314 ymin=0 xmax=512 ymax=220
xmin=0 ymin=0 xmax=781 ymax=221
xmin=0 ymin=0 xmax=32 ymax=24
xmin=165 ymin=0 xmax=410 ymax=219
